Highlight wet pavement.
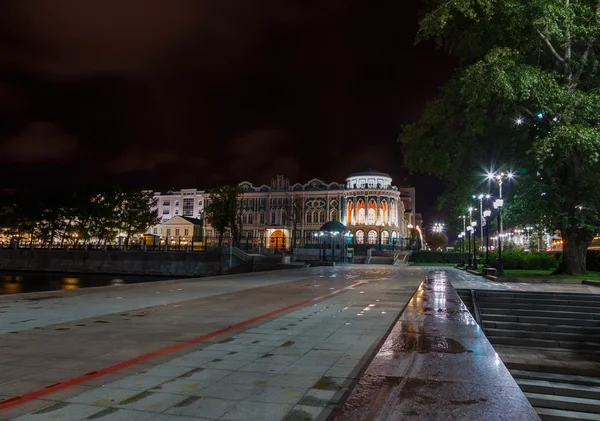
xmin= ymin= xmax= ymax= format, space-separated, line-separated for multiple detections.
xmin=0 ymin=265 xmax=427 ymax=420
xmin=334 ymin=271 xmax=539 ymax=421
xmin=432 ymin=266 xmax=599 ymax=294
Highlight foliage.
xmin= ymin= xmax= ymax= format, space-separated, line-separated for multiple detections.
xmin=205 ymin=185 xmax=242 ymax=247
xmin=425 ymin=232 xmax=449 ymax=250
xmin=400 ymin=0 xmax=600 ymax=274
xmin=119 ymin=190 xmax=160 ymax=245
xmin=0 ymin=187 xmax=159 ymax=246
xmin=487 ymin=251 xmax=558 ymax=270
xmin=410 ymin=251 xmax=462 ymax=263
xmin=502 ymin=240 xmax=524 ymax=252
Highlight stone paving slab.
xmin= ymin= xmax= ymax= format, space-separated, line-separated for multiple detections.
xmin=1 ymin=266 xmax=425 ymax=420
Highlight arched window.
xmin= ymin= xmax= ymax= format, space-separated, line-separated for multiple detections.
xmin=306 ymin=211 xmax=312 ymax=224
xmin=271 ymin=211 xmax=276 ymax=224
xmin=358 ymin=208 xmax=366 ymax=224
xmin=259 ymin=212 xmax=265 ymax=224
xmin=319 ymin=210 xmax=325 ymax=223
xmin=248 ymin=213 xmax=254 ymax=224
xmin=367 ymin=208 xmax=375 ymax=225
xmin=281 ymin=210 xmax=287 ymax=225
xmin=356 ymin=230 xmax=365 ymax=244
xmin=368 ymin=230 xmax=378 ymax=244
xmin=330 ymin=209 xmax=337 ymax=221
xmin=381 ymin=230 xmax=389 ymax=244
xmin=241 ymin=213 xmax=248 ymax=224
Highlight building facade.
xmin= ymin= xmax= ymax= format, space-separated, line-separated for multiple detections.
xmin=149 ymin=170 xmax=416 ymax=249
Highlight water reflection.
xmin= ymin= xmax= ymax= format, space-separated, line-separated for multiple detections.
xmin=0 ymin=271 xmax=176 ymax=295
xmin=62 ymin=277 xmax=81 ymax=291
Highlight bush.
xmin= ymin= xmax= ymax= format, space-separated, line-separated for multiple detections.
xmin=409 ymin=251 xmax=461 ymax=263
xmin=487 ymin=251 xmax=557 ymax=270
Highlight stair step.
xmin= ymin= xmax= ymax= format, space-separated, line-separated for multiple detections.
xmin=481 ymin=314 xmax=600 ymax=327
xmin=488 ymin=336 xmax=600 ymax=351
xmin=485 ymin=328 xmax=600 ymax=343
xmin=483 ymin=321 xmax=600 ymax=335
xmin=525 ymin=392 xmax=600 ymax=414
xmin=536 ymin=407 xmax=600 ymax=421
xmin=516 ymin=379 xmax=600 ymax=400
xmin=479 ymin=303 xmax=600 ymax=313
xmin=477 ymin=297 xmax=600 ymax=308
xmin=482 ymin=308 xmax=600 ymax=320
xmin=478 ymin=292 xmax=600 ymax=301
xmin=510 ymin=370 xmax=600 ymax=387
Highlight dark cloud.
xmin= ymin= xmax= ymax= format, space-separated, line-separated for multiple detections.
xmin=0 ymin=121 xmax=77 ymax=163
xmin=0 ymin=0 xmax=455 ymax=222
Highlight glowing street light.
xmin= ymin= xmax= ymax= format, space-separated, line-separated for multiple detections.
xmin=488 ymin=170 xmax=515 ymax=276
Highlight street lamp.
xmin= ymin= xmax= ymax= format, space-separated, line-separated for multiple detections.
xmin=470 ymin=221 xmax=478 ymax=270
xmin=483 ymin=209 xmax=491 ymax=266
xmin=458 ymin=215 xmax=467 ymax=266
xmin=488 ymin=171 xmax=514 ymax=277
xmin=458 ymin=232 xmax=465 ymax=266
xmin=473 ymin=194 xmax=491 ymax=251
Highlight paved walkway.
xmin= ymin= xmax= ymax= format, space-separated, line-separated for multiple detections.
xmin=0 ymin=266 xmax=426 ymax=420
xmin=421 ymin=266 xmax=600 ymax=294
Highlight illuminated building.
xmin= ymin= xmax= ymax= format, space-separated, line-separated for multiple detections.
xmin=149 ymin=170 xmax=417 ymax=249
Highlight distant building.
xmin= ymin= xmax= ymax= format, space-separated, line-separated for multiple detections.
xmin=149 ymin=170 xmax=416 ymax=249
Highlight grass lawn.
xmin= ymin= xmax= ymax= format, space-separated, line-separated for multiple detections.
xmin=499 ymin=269 xmax=600 ymax=282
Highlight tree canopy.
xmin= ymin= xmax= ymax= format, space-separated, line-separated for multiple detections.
xmin=204 ymin=185 xmax=242 ymax=246
xmin=400 ymin=0 xmax=600 ymax=274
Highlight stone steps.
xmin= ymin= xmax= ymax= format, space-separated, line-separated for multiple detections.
xmin=483 ymin=321 xmax=600 ymax=335
xmin=488 ymin=335 xmax=600 ymax=351
xmin=481 ymin=308 xmax=600 ymax=321
xmin=477 ymin=297 xmax=600 ymax=308
xmin=525 ymin=392 xmax=600 ymax=415
xmin=517 ymin=379 xmax=600 ymax=400
xmin=478 ymin=292 xmax=600 ymax=302
xmin=536 ymin=407 xmax=600 ymax=421
xmin=481 ymin=313 xmax=600 ymax=327
xmin=475 ymin=291 xmax=600 ymax=420
xmin=479 ymin=302 xmax=600 ymax=313
xmin=511 ymin=370 xmax=600 ymax=387
xmin=486 ymin=327 xmax=600 ymax=344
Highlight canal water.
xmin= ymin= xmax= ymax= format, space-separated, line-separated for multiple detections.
xmin=0 ymin=271 xmax=178 ymax=295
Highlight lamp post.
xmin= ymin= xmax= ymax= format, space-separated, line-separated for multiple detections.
xmin=458 ymin=232 xmax=465 ymax=266
xmin=408 ymin=223 xmax=413 ymax=250
xmin=488 ymin=171 xmax=513 ymax=277
xmin=458 ymin=215 xmax=467 ymax=266
xmin=471 ymin=221 xmax=478 ymax=270
xmin=466 ymin=226 xmax=473 ymax=266
xmin=474 ymin=194 xmax=491 ymax=253
xmin=483 ymin=209 xmax=491 ymax=266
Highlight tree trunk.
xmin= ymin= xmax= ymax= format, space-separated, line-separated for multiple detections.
xmin=553 ymin=231 xmax=591 ymax=275
xmin=218 ymin=232 xmax=223 ymax=247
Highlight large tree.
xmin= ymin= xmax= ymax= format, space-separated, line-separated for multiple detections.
xmin=400 ymin=0 xmax=600 ymax=274
xmin=205 ymin=185 xmax=242 ymax=247
xmin=119 ymin=190 xmax=159 ymax=246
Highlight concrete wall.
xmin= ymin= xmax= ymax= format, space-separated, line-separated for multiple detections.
xmin=0 ymin=249 xmax=228 ymax=277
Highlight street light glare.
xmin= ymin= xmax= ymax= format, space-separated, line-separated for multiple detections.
xmin=515 ymin=118 xmax=524 ymax=125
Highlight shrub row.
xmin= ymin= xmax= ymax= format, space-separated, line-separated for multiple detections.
xmin=410 ymin=250 xmax=600 ymax=271
xmin=409 ymin=251 xmax=462 ymax=263
xmin=486 ymin=251 xmax=558 ymax=270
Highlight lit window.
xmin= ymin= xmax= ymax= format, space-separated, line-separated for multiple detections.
xmin=182 ymin=198 xmax=194 ymax=216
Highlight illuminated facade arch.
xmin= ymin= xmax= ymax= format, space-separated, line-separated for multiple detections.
xmin=368 ymin=230 xmax=378 ymax=244
xmin=381 ymin=230 xmax=389 ymax=244
xmin=356 ymin=230 xmax=365 ymax=244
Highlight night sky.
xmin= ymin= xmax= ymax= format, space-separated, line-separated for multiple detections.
xmin=0 ymin=1 xmax=456 ymax=225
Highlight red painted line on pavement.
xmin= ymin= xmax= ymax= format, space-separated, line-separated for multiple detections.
xmin=0 ymin=279 xmax=371 ymax=412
